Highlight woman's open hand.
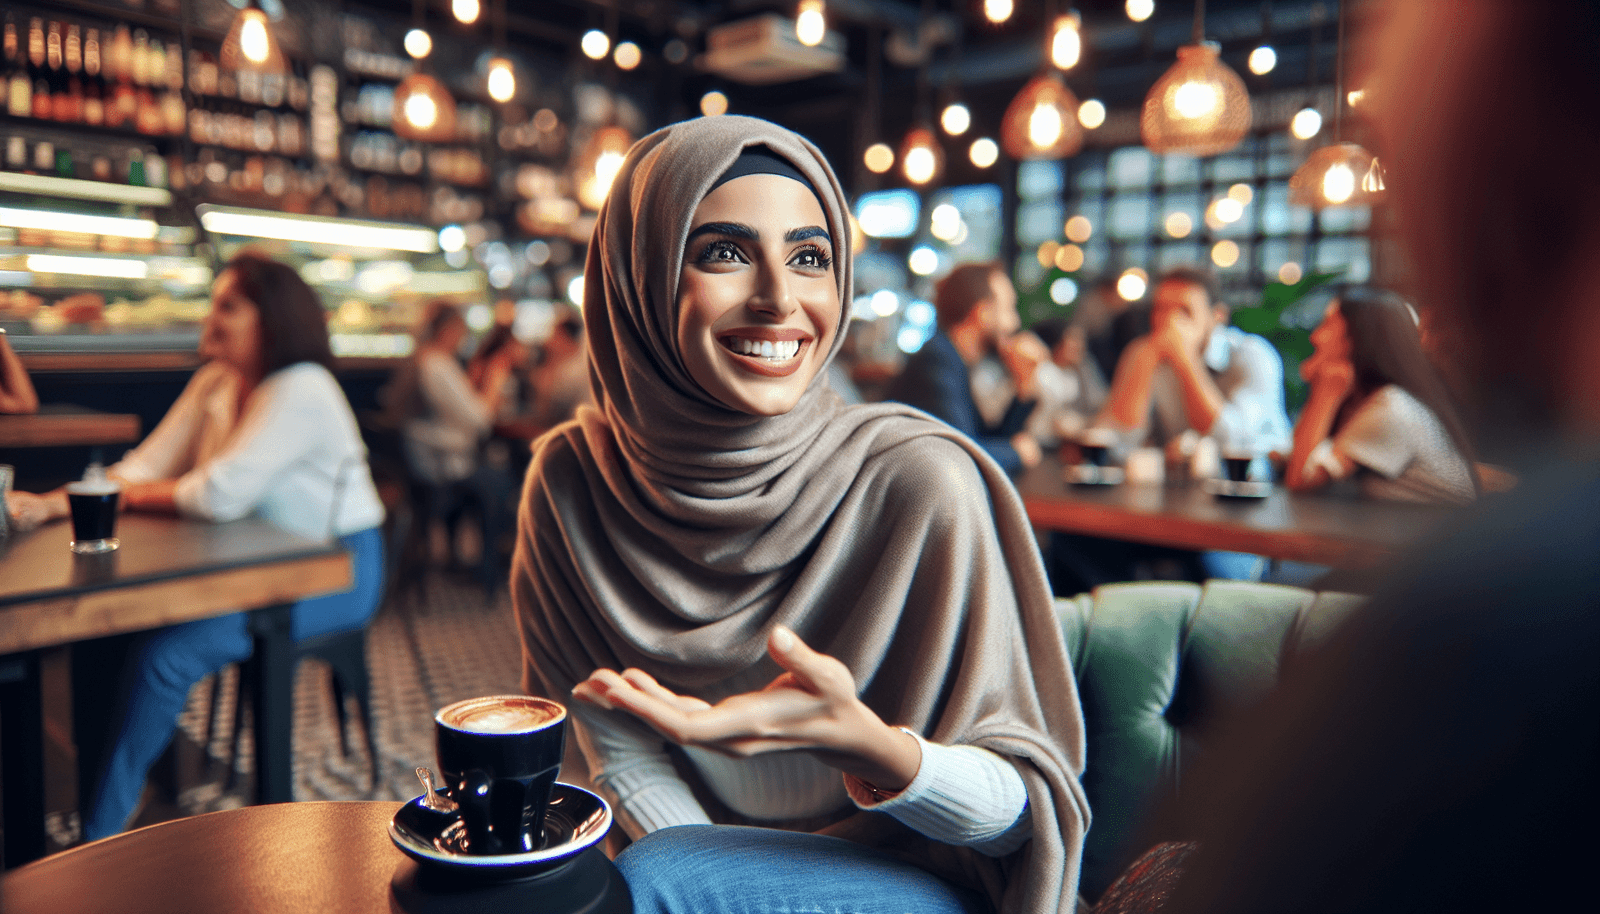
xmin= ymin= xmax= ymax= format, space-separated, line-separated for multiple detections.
xmin=572 ymin=626 xmax=921 ymax=792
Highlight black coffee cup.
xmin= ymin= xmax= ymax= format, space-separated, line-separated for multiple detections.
xmin=1081 ymin=444 xmax=1108 ymax=467
xmin=1222 ymin=456 xmax=1252 ymax=483
xmin=435 ymin=695 xmax=566 ymax=856
xmin=66 ymin=482 xmax=121 ymax=554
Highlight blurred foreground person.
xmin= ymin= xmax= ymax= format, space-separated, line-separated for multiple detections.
xmin=1165 ymin=2 xmax=1600 ymax=912
xmin=1286 ymin=285 xmax=1476 ymax=504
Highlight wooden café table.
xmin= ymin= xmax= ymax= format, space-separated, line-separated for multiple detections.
xmin=1016 ymin=457 xmax=1453 ymax=570
xmin=0 ymin=514 xmax=351 ymax=868
xmin=0 ymin=405 xmax=141 ymax=449
xmin=0 ymin=802 xmax=629 ymax=914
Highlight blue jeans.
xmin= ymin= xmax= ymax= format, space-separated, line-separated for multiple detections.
xmin=82 ymin=527 xmax=385 ymax=840
xmin=616 ymin=825 xmax=993 ymax=914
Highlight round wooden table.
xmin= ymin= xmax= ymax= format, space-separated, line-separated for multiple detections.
xmin=0 ymin=802 xmax=629 ymax=914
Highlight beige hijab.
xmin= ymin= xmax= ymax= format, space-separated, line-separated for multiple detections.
xmin=513 ymin=115 xmax=1088 ymax=913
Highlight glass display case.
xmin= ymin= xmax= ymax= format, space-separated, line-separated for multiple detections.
xmin=196 ymin=203 xmax=486 ymax=362
xmin=0 ymin=171 xmax=213 ymax=359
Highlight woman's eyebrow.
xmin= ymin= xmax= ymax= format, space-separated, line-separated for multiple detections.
xmin=686 ymin=222 xmax=758 ymax=242
xmin=785 ymin=226 xmax=831 ymax=244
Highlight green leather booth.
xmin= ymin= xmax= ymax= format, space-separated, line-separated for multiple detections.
xmin=1057 ymin=580 xmax=1368 ymax=899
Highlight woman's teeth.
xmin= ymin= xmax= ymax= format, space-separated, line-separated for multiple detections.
xmin=728 ymin=338 xmax=800 ymax=360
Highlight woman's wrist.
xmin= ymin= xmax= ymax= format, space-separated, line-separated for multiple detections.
xmin=838 ymin=707 xmax=922 ymax=793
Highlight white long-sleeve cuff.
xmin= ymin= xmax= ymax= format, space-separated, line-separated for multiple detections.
xmin=844 ymin=730 xmax=1032 ymax=857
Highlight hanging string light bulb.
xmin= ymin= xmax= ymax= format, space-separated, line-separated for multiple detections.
xmin=984 ymin=0 xmax=1014 ymax=24
xmin=485 ymin=0 xmax=514 ymax=103
xmin=1050 ymin=12 xmax=1082 ymax=70
xmin=796 ymin=0 xmax=826 ymax=47
xmin=1289 ymin=0 xmax=1385 ymax=208
xmin=1141 ymin=0 xmax=1252 ymax=156
xmin=575 ymin=126 xmax=635 ymax=210
xmin=220 ymin=1 xmax=285 ymax=75
xmin=452 ymin=0 xmax=481 ymax=26
xmin=900 ymin=126 xmax=943 ymax=185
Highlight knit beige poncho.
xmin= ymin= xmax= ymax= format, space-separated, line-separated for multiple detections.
xmin=512 ymin=114 xmax=1089 ymax=913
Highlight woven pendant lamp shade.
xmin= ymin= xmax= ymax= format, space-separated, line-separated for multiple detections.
xmin=392 ymin=73 xmax=457 ymax=143
xmin=1289 ymin=142 xmax=1385 ymax=208
xmin=1141 ymin=43 xmax=1251 ymax=156
xmin=219 ymin=6 xmax=286 ymax=75
xmin=1001 ymin=71 xmax=1084 ymax=160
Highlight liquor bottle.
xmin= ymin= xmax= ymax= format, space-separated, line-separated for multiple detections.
xmin=133 ymin=31 xmax=160 ymax=135
xmin=3 ymin=15 xmax=30 ymax=118
xmin=82 ymin=28 xmax=103 ymax=126
xmin=106 ymin=25 xmax=133 ymax=129
xmin=28 ymin=18 xmax=48 ymax=119
xmin=63 ymin=24 xmax=82 ymax=124
xmin=45 ymin=19 xmax=64 ymax=121
xmin=160 ymin=38 xmax=185 ymax=135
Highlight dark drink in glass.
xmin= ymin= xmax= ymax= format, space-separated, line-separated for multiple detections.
xmin=1222 ymin=456 xmax=1252 ymax=483
xmin=67 ymin=481 xmax=120 ymax=553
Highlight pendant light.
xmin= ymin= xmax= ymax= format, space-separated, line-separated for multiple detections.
xmin=219 ymin=0 xmax=285 ymax=76
xmin=1141 ymin=0 xmax=1252 ymax=156
xmin=1001 ymin=6 xmax=1083 ymax=160
xmin=393 ymin=0 xmax=455 ymax=142
xmin=1289 ymin=0 xmax=1385 ymax=208
xmin=575 ymin=126 xmax=634 ymax=211
xmin=485 ymin=0 xmax=515 ymax=104
xmin=898 ymin=2 xmax=943 ymax=186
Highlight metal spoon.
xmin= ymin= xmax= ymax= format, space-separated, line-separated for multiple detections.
xmin=415 ymin=767 xmax=459 ymax=813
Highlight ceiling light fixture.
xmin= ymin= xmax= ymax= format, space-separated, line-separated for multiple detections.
xmin=1290 ymin=0 xmax=1384 ymax=208
xmin=1141 ymin=0 xmax=1252 ymax=156
xmin=1001 ymin=3 xmax=1084 ymax=161
xmin=219 ymin=1 xmax=285 ymax=75
xmin=452 ymin=0 xmax=481 ymax=26
xmin=796 ymin=0 xmax=826 ymax=48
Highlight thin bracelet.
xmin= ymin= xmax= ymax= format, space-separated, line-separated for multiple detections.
xmin=854 ymin=727 xmax=922 ymax=803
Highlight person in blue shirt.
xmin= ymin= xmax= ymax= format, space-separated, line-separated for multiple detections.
xmin=884 ymin=262 xmax=1046 ymax=475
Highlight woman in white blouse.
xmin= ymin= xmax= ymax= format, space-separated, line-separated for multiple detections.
xmin=1287 ymin=285 xmax=1477 ymax=504
xmin=11 ymin=253 xmax=386 ymax=839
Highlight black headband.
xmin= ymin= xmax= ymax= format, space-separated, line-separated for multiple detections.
xmin=708 ymin=147 xmax=826 ymax=212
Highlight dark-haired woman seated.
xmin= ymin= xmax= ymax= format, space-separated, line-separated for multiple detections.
xmin=9 ymin=253 xmax=386 ymax=840
xmin=1286 ymin=285 xmax=1476 ymax=504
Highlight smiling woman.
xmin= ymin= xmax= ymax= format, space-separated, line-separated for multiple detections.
xmin=511 ymin=115 xmax=1089 ymax=914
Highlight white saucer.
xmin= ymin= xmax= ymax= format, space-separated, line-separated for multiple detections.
xmin=1201 ymin=477 xmax=1273 ymax=499
xmin=1065 ymin=464 xmax=1125 ymax=486
xmin=389 ymin=782 xmax=612 ymax=881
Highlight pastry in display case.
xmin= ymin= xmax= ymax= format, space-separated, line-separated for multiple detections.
xmin=196 ymin=204 xmax=486 ymax=362
xmin=0 ymin=172 xmax=212 ymax=356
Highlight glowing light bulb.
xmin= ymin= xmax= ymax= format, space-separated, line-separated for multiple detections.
xmin=593 ymin=151 xmax=625 ymax=198
xmin=1126 ymin=0 xmax=1155 ymax=23
xmin=700 ymin=91 xmax=728 ymax=117
xmin=796 ymin=0 xmax=826 ymax=47
xmin=908 ymin=246 xmax=939 ymax=276
xmin=1078 ymin=99 xmax=1106 ymax=129
xmin=1248 ymin=46 xmax=1276 ymax=75
xmin=1214 ymin=197 xmax=1243 ymax=223
xmin=240 ymin=14 xmax=270 ymax=64
xmin=1347 ymin=88 xmax=1366 ymax=107
xmin=1174 ymin=81 xmax=1220 ymax=119
xmin=1278 ymin=262 xmax=1303 ymax=284
xmin=941 ymin=103 xmax=971 ymax=136
xmin=1166 ymin=212 xmax=1192 ymax=238
xmin=1050 ymin=14 xmax=1082 ymax=70
xmin=1065 ymin=215 xmax=1093 ymax=243
xmin=582 ymin=30 xmax=610 ymax=60
xmin=1291 ymin=107 xmax=1322 ymax=139
xmin=1055 ymin=244 xmax=1085 ymax=272
xmin=487 ymin=58 xmax=515 ymax=103
xmin=985 ymin=0 xmax=1014 ymax=24
xmin=864 ymin=143 xmax=894 ymax=173
xmin=614 ymin=41 xmax=641 ymax=70
xmin=453 ymin=0 xmax=480 ymax=25
xmin=1029 ymin=102 xmax=1064 ymax=148
xmin=404 ymin=28 xmax=432 ymax=59
xmin=404 ymin=92 xmax=438 ymax=129
xmin=904 ymin=144 xmax=936 ymax=185
xmin=969 ymin=138 xmax=998 ymax=168
xmin=1228 ymin=183 xmax=1254 ymax=204
xmin=1322 ymin=162 xmax=1355 ymax=204
xmin=1037 ymin=241 xmax=1060 ymax=268
xmin=1117 ymin=269 xmax=1148 ymax=301
xmin=1211 ymin=240 xmax=1240 ymax=268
